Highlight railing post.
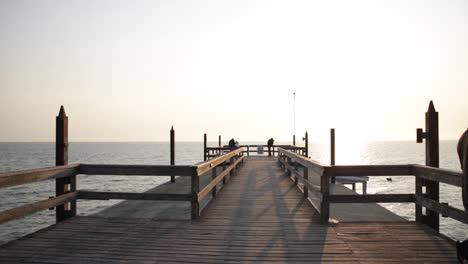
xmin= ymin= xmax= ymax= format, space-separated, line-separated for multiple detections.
xmin=303 ymin=167 xmax=309 ymax=198
xmin=320 ymin=168 xmax=330 ymax=223
xmin=170 ymin=126 xmax=175 ymax=183
xmin=230 ymin=157 xmax=234 ymax=177
xmin=203 ymin=133 xmax=207 ymax=161
xmin=416 ymin=101 xmax=439 ymax=231
xmin=247 ymin=145 xmax=250 ymax=156
xmin=330 ymin=128 xmax=336 ymax=184
xmin=287 ymin=157 xmax=292 ymax=177
xmin=294 ymin=161 xmax=298 ymax=185
xmin=304 ymin=131 xmax=309 ymax=158
xmin=191 ymin=169 xmax=199 ymax=219
xmin=212 ymin=166 xmax=217 ymax=197
xmin=222 ymin=161 xmax=227 ymax=184
xmin=218 ymin=135 xmax=221 ymax=155
xmin=55 ymin=106 xmax=75 ymax=222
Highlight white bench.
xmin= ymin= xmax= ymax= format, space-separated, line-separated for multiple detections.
xmin=335 ymin=176 xmax=369 ymax=194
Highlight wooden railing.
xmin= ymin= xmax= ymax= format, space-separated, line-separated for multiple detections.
xmin=205 ymin=145 xmax=306 ymax=159
xmin=278 ymin=147 xmax=468 ymax=229
xmin=0 ymin=148 xmax=245 ymax=225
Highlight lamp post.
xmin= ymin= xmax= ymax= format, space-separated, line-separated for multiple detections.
xmin=293 ymin=92 xmax=296 ymax=146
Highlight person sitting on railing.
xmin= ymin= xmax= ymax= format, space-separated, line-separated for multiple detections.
xmin=267 ymin=138 xmax=274 ymax=156
xmin=229 ymin=138 xmax=236 ymax=149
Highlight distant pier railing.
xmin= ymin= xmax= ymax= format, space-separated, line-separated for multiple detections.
xmin=205 ymin=145 xmax=306 ymax=159
xmin=278 ymin=147 xmax=468 ymax=229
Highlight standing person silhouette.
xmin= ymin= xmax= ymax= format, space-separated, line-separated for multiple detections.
xmin=267 ymin=138 xmax=274 ymax=156
xmin=456 ymin=129 xmax=468 ymax=263
xmin=457 ymin=129 xmax=468 ymax=211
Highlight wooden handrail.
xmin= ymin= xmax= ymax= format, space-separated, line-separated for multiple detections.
xmin=0 ymin=191 xmax=78 ymax=224
xmin=277 ymin=147 xmax=467 ymax=226
xmin=78 ymin=191 xmax=192 ymax=201
xmin=80 ymin=164 xmax=195 ymax=177
xmin=0 ymin=164 xmax=80 ymax=189
xmin=333 ymin=165 xmax=412 ymax=176
xmin=278 ymin=147 xmax=327 ymax=176
xmin=412 ymin=164 xmax=462 ymax=187
xmin=414 ymin=195 xmax=468 ymax=224
xmin=196 ymin=148 xmax=245 ymax=176
xmin=197 ymin=156 xmax=245 ymax=201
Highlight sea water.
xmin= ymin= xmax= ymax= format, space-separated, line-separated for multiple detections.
xmin=0 ymin=141 xmax=466 ymax=244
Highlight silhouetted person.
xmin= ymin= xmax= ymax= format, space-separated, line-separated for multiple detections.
xmin=458 ymin=129 xmax=468 ymax=211
xmin=456 ymin=129 xmax=468 ymax=263
xmin=228 ymin=138 xmax=236 ymax=149
xmin=267 ymin=138 xmax=274 ymax=156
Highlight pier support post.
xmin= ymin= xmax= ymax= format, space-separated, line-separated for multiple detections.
xmin=330 ymin=128 xmax=336 ymax=184
xmin=55 ymin=106 xmax=76 ymax=222
xmin=416 ymin=101 xmax=440 ymax=231
xmin=170 ymin=126 xmax=175 ymax=183
xmin=203 ymin=133 xmax=207 ymax=161
xmin=191 ymin=170 xmax=200 ymax=219
xmin=293 ymin=135 xmax=296 ymax=146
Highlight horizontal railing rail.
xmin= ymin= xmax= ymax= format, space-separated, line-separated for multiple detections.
xmin=0 ymin=164 xmax=80 ymax=189
xmin=277 ymin=147 xmax=468 ymax=227
xmin=80 ymin=164 xmax=196 ymax=177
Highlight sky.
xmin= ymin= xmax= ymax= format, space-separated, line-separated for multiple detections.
xmin=0 ymin=0 xmax=466 ymax=142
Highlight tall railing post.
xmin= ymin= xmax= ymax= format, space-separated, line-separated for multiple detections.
xmin=330 ymin=128 xmax=336 ymax=184
xmin=416 ymin=101 xmax=440 ymax=231
xmin=170 ymin=126 xmax=175 ymax=183
xmin=218 ymin=135 xmax=221 ymax=155
xmin=320 ymin=168 xmax=331 ymax=223
xmin=304 ymin=131 xmax=309 ymax=158
xmin=203 ymin=133 xmax=207 ymax=161
xmin=191 ymin=169 xmax=199 ymax=219
xmin=55 ymin=106 xmax=75 ymax=222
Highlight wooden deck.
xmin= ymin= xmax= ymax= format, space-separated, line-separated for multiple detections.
xmin=0 ymin=157 xmax=458 ymax=263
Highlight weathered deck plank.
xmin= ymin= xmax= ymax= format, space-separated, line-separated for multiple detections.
xmin=0 ymin=157 xmax=458 ymax=263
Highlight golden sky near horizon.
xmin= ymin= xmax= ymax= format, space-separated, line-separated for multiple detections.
xmin=0 ymin=0 xmax=467 ymax=142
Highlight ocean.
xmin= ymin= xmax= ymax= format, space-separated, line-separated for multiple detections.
xmin=0 ymin=141 xmax=466 ymax=245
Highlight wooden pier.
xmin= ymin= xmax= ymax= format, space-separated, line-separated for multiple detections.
xmin=0 ymin=156 xmax=459 ymax=263
xmin=1 ymin=102 xmax=467 ymax=263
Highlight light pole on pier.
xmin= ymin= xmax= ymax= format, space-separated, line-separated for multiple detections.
xmin=293 ymin=92 xmax=296 ymax=146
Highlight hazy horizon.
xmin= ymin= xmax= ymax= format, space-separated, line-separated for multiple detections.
xmin=1 ymin=0 xmax=467 ymax=142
